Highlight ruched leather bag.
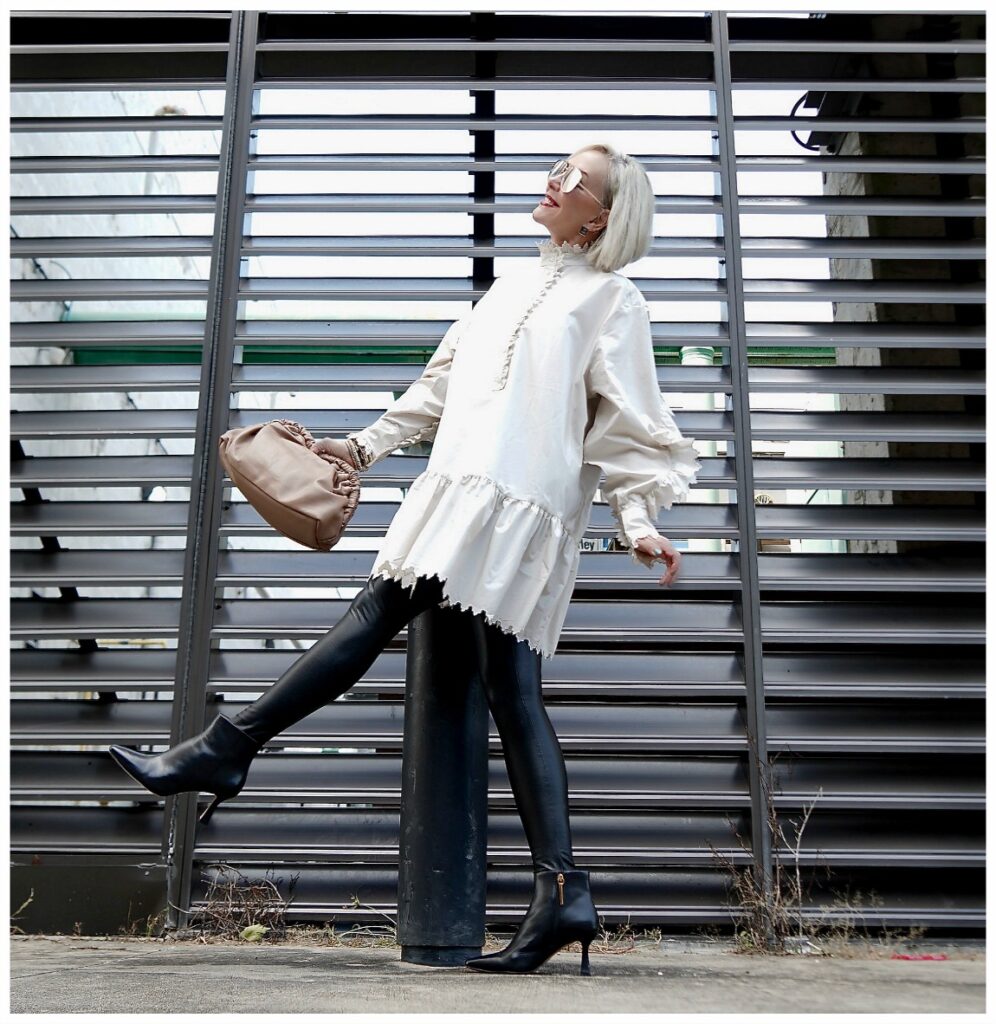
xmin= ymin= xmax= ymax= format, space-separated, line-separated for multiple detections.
xmin=218 ymin=419 xmax=361 ymax=551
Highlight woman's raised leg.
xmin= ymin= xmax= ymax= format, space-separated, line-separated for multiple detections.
xmin=228 ymin=572 xmax=447 ymax=744
xmin=108 ymin=573 xmax=447 ymax=820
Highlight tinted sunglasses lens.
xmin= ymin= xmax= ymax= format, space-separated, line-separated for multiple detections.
xmin=549 ymin=160 xmax=580 ymax=192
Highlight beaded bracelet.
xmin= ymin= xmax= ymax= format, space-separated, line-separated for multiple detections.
xmin=344 ymin=436 xmax=373 ymax=471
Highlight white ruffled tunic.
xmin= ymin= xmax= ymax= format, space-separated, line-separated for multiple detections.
xmin=348 ymin=238 xmax=702 ymax=659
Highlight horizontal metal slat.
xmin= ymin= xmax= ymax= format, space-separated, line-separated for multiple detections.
xmin=763 ymin=652 xmax=983 ymax=700
xmin=761 ymin=602 xmax=984 ymax=646
xmin=743 ymin=322 xmax=984 ymax=348
xmin=750 ymin=411 xmax=984 ymax=444
xmin=11 ymin=154 xmax=220 ymax=173
xmin=753 ymin=458 xmax=983 ymax=492
xmin=11 ymin=456 xmax=194 ymax=488
xmin=11 ymin=501 xmax=191 ymax=537
xmin=733 ymin=76 xmax=985 ymax=93
xmin=11 ymin=278 xmax=209 ymax=303
xmin=11 ymin=195 xmax=216 ymax=216
xmin=11 ymin=235 xmax=214 ymax=259
xmin=12 ymin=364 xmax=203 ymax=393
xmin=11 ymin=599 xmax=181 ymax=640
xmin=735 ymin=154 xmax=984 ymax=174
xmin=252 ymin=112 xmax=721 ymax=131
xmin=255 ymin=38 xmax=717 ymax=54
xmin=754 ymin=504 xmax=983 ymax=543
xmin=755 ymin=553 xmax=982 ymax=593
xmin=10 ymin=649 xmax=178 ymax=690
xmin=739 ymin=195 xmax=985 ymax=217
xmin=734 ymin=114 xmax=984 ymax=134
xmin=740 ymin=279 xmax=984 ymax=303
xmin=11 ymin=320 xmax=205 ymax=347
xmin=749 ymin=366 xmax=985 ymax=396
xmin=11 ymin=114 xmax=224 ymax=132
xmin=11 ymin=76 xmax=227 ymax=93
xmin=728 ymin=39 xmax=986 ymax=54
xmin=766 ymin=702 xmax=982 ymax=753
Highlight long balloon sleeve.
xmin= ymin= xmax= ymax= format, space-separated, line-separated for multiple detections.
xmin=347 ymin=316 xmax=468 ymax=468
xmin=582 ymin=294 xmax=701 ymax=562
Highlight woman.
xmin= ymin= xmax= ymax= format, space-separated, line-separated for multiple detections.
xmin=109 ymin=143 xmax=701 ymax=976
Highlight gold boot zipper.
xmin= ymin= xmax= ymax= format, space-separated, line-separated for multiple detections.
xmin=557 ymin=872 xmax=565 ymax=905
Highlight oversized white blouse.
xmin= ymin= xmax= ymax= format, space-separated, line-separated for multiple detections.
xmin=348 ymin=237 xmax=702 ymax=660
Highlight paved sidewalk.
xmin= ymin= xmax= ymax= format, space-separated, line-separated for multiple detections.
xmin=9 ymin=936 xmax=985 ymax=1014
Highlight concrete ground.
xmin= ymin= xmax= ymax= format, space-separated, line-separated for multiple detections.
xmin=9 ymin=935 xmax=985 ymax=1014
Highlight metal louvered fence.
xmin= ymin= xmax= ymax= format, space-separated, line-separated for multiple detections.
xmin=10 ymin=10 xmax=984 ymax=937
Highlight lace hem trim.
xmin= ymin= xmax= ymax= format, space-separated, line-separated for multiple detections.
xmin=369 ymin=562 xmax=550 ymax=659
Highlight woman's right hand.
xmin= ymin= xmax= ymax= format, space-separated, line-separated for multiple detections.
xmin=312 ymin=437 xmax=356 ymax=469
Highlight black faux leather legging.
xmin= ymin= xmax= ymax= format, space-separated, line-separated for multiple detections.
xmin=230 ymin=572 xmax=577 ymax=873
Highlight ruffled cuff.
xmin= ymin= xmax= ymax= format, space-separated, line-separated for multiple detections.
xmin=608 ymin=435 xmax=702 ymax=561
xmin=346 ymin=426 xmax=395 ymax=470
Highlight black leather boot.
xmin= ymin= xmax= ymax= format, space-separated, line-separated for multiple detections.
xmin=108 ymin=713 xmax=262 ymax=824
xmin=464 ymin=868 xmax=599 ymax=975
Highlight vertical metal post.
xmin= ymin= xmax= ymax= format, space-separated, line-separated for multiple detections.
xmin=164 ymin=10 xmax=258 ymax=930
xmin=397 ymin=605 xmax=490 ymax=965
xmin=396 ymin=14 xmax=494 ymax=963
xmin=711 ymin=10 xmax=775 ymax=946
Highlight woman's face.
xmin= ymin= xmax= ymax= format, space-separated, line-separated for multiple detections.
xmin=532 ymin=149 xmax=610 ymax=246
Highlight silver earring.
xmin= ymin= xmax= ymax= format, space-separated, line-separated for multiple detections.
xmin=578 ymin=225 xmax=588 ymax=235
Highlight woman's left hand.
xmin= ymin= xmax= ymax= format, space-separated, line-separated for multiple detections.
xmin=632 ymin=533 xmax=683 ymax=585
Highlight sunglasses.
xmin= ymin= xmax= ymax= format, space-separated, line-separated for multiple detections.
xmin=548 ymin=158 xmax=607 ymax=208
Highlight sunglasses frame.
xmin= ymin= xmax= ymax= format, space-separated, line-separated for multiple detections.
xmin=548 ymin=159 xmax=607 ymax=208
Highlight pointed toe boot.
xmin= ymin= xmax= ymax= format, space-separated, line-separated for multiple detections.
xmin=108 ymin=713 xmax=263 ymax=824
xmin=465 ymin=868 xmax=599 ymax=976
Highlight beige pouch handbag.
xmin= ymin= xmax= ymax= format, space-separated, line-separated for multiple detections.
xmin=218 ymin=419 xmax=361 ymax=551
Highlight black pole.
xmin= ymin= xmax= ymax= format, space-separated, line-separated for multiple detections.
xmin=397 ymin=602 xmax=489 ymax=966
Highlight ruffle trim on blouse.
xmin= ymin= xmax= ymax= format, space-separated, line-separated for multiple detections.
xmin=607 ymin=435 xmax=703 ymax=563
xmin=535 ymin=237 xmax=592 ymax=271
xmin=368 ymin=468 xmax=582 ymax=660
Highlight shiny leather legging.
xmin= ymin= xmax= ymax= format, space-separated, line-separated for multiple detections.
xmin=230 ymin=572 xmax=576 ymax=873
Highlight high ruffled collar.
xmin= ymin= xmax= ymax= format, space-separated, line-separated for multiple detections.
xmin=535 ymin=237 xmax=592 ymax=271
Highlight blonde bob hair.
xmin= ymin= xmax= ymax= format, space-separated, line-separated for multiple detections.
xmin=574 ymin=143 xmax=655 ymax=274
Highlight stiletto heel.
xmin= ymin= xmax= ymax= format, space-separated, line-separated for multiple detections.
xmin=198 ymin=794 xmax=225 ymax=825
xmin=580 ymin=937 xmax=592 ymax=976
